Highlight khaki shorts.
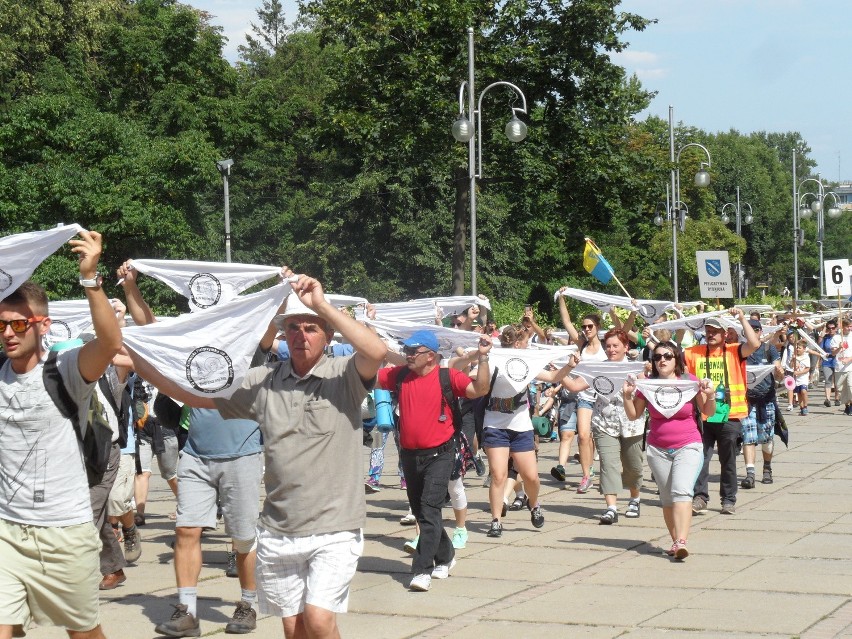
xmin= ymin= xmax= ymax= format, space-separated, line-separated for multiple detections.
xmin=107 ymin=452 xmax=136 ymax=517
xmin=0 ymin=518 xmax=100 ymax=632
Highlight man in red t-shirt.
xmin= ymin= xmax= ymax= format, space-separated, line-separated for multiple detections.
xmin=377 ymin=330 xmax=491 ymax=592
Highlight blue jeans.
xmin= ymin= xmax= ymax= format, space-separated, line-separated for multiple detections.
xmin=693 ymin=420 xmax=741 ymax=505
xmin=400 ymin=445 xmax=455 ymax=575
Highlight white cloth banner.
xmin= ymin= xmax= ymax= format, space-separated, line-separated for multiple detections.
xmin=429 ymin=295 xmax=492 ymax=314
xmin=528 ymin=342 xmax=578 ymax=365
xmin=46 ymin=298 xmax=94 ymax=346
xmin=121 ymin=283 xmax=290 ymax=398
xmin=634 ymin=378 xmax=699 ymax=418
xmin=554 ymin=287 xmax=684 ymax=322
xmin=571 ymin=361 xmax=646 ymax=397
xmin=130 ymin=259 xmax=280 ymax=312
xmin=366 ymin=318 xmax=482 ymax=357
xmin=325 ymin=294 xmax=368 ymax=308
xmin=361 ymin=300 xmax=441 ymax=324
xmin=487 ymin=348 xmax=564 ymax=397
xmin=647 ymin=310 xmax=730 ymax=333
xmin=793 ymin=328 xmax=829 ymax=358
xmin=745 ymin=364 xmax=776 ymax=387
xmin=0 ymin=224 xmax=84 ymax=302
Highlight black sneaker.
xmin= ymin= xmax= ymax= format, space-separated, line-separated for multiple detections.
xmin=824 ymin=399 xmax=832 ymax=407
xmin=530 ymin=505 xmax=545 ymax=528
xmin=550 ymin=464 xmax=566 ymax=482
xmin=154 ymin=604 xmax=200 ymax=638
xmin=225 ymin=601 xmax=256 ymax=634
xmin=741 ymin=474 xmax=755 ymax=489
xmin=487 ymin=519 xmax=503 ymax=538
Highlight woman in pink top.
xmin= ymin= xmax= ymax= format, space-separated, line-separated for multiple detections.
xmin=622 ymin=341 xmax=714 ymax=560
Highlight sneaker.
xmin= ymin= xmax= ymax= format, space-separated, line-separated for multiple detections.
xmin=721 ymin=502 xmax=736 ymax=515
xmin=577 ymin=476 xmax=592 ymax=494
xmin=400 ymin=477 xmax=407 ymax=490
xmin=486 ymin=519 xmax=503 ymax=538
xmin=501 ymin=500 xmax=508 ymax=518
xmin=154 ymin=604 xmax=200 ymax=638
xmin=800 ymin=407 xmax=808 ymax=416
xmin=741 ymin=474 xmax=755 ymax=489
xmin=508 ymin=495 xmax=528 ymax=511
xmin=824 ymin=399 xmax=832 ymax=407
xmin=403 ymin=536 xmax=419 ymax=554
xmin=665 ymin=541 xmax=678 ymax=557
xmin=225 ymin=601 xmax=257 ymax=634
xmin=123 ymin=527 xmax=142 ymax=564
xmin=473 ymin=453 xmax=486 ymax=477
xmin=834 ymin=399 xmax=841 ymax=406
xmin=625 ymin=499 xmax=640 ymax=518
xmin=787 ymin=404 xmax=794 ymax=412
xmin=550 ymin=464 xmax=566 ymax=482
xmin=762 ymin=466 xmax=773 ymax=484
xmin=431 ymin=558 xmax=456 ymax=579
xmin=483 ymin=474 xmax=492 ymax=488
xmin=400 ymin=510 xmax=416 ymax=526
xmin=673 ymin=539 xmax=689 ymax=561
xmin=364 ymin=479 xmax=381 ymax=494
xmin=451 ymin=527 xmax=468 ymax=549
xmin=692 ymin=496 xmax=707 ymax=514
xmin=530 ymin=505 xmax=544 ymax=528
xmin=226 ymin=551 xmax=238 ymax=578
xmin=409 ymin=573 xmax=431 ymax=591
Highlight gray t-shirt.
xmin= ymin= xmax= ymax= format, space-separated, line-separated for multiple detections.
xmin=0 ymin=349 xmax=95 ymax=526
xmin=215 ymin=354 xmax=372 ymax=537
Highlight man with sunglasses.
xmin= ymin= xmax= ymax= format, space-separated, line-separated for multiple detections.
xmin=0 ymin=230 xmax=122 ymax=639
xmin=684 ymin=310 xmax=761 ymax=515
xmin=377 ymin=330 xmax=492 ymax=592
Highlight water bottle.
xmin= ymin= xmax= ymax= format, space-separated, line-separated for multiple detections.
xmin=714 ymin=382 xmax=726 ymax=404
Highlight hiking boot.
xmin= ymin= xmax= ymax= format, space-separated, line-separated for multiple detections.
xmin=550 ymin=464 xmax=566 ymax=482
xmin=741 ymin=474 xmax=755 ymax=489
xmin=226 ymin=551 xmax=238 ymax=578
xmin=99 ymin=569 xmax=126 ymax=590
xmin=225 ymin=601 xmax=256 ymax=634
xmin=692 ymin=496 xmax=707 ymax=514
xmin=154 ymin=604 xmax=200 ymax=638
xmin=530 ymin=505 xmax=545 ymax=529
xmin=123 ymin=527 xmax=142 ymax=564
xmin=409 ymin=573 xmax=431 ymax=591
xmin=762 ymin=466 xmax=773 ymax=484
xmin=486 ymin=520 xmax=503 ymax=538
xmin=721 ymin=502 xmax=736 ymax=515
xmin=577 ymin=475 xmax=592 ymax=494
xmin=824 ymin=399 xmax=832 ymax=407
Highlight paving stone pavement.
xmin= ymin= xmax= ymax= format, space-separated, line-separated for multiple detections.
xmin=23 ymin=405 xmax=852 ymax=638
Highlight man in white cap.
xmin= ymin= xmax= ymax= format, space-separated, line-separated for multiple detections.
xmin=131 ymin=268 xmax=386 ymax=639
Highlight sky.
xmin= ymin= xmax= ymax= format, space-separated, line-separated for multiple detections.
xmin=192 ymin=0 xmax=849 ymax=181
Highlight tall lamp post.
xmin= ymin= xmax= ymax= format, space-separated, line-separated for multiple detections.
xmin=720 ymin=186 xmax=753 ymax=300
xmin=665 ymin=105 xmax=711 ymax=303
xmin=216 ymin=159 xmax=234 ymax=263
xmin=797 ymin=175 xmax=842 ymax=298
xmin=452 ymin=27 xmax=528 ymax=296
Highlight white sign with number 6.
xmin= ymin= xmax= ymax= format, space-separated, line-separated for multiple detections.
xmin=824 ymin=259 xmax=851 ymax=296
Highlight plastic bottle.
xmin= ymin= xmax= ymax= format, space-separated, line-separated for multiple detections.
xmin=714 ymin=382 xmax=726 ymax=404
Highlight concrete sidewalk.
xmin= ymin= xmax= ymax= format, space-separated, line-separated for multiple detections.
xmin=26 ymin=405 xmax=852 ymax=638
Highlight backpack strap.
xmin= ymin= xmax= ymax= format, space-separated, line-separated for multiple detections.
xmin=394 ymin=367 xmax=412 ymax=433
xmin=438 ymin=367 xmax=465 ymax=437
xmin=43 ymin=351 xmax=81 ymax=431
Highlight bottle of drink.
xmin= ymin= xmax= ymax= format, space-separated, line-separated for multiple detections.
xmin=715 ymin=382 xmax=726 ymax=404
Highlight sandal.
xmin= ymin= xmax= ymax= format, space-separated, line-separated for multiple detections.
xmin=625 ymin=499 xmax=640 ymax=518
xmin=508 ymin=495 xmax=528 ymax=511
xmin=598 ymin=508 xmax=618 ymax=525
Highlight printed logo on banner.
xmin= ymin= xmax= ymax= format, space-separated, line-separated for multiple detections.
xmin=638 ymin=305 xmax=657 ymax=319
xmin=505 ymin=358 xmax=530 ymax=383
xmin=186 ymin=346 xmax=234 ymax=393
xmin=0 ymin=268 xmax=12 ymax=293
xmin=189 ymin=273 xmax=222 ymax=309
xmin=747 ymin=370 xmax=758 ymax=385
xmin=46 ymin=320 xmax=72 ymax=345
xmin=686 ymin=317 xmax=706 ymax=330
xmin=705 ymin=260 xmax=722 ymax=277
xmin=654 ymin=385 xmax=683 ymax=411
xmin=591 ymin=375 xmax=615 ymax=395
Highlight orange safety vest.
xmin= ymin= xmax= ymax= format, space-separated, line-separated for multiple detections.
xmin=684 ymin=343 xmax=748 ymax=420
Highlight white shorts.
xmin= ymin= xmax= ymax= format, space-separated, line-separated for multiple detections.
xmin=255 ymin=527 xmax=363 ymax=618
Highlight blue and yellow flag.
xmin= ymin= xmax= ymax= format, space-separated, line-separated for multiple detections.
xmin=583 ymin=238 xmax=614 ymax=285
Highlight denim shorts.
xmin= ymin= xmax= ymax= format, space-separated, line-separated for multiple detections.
xmin=558 ymin=411 xmax=578 ymax=433
xmin=577 ymin=398 xmax=595 ymax=410
xmin=481 ymin=428 xmax=535 ymax=452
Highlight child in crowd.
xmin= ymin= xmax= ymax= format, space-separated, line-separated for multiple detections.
xmin=793 ymin=339 xmax=811 ymax=416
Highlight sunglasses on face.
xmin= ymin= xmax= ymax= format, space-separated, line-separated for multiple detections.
xmin=582 ymin=324 xmax=596 ymax=330
xmin=652 ymin=352 xmax=676 ymax=362
xmin=402 ymin=346 xmax=430 ymax=357
xmin=0 ymin=317 xmax=45 ymax=334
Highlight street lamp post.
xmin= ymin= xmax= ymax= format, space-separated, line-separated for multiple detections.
xmin=796 ymin=174 xmax=843 ymax=298
xmin=665 ymin=105 xmax=711 ymax=303
xmin=452 ymin=27 xmax=528 ymax=296
xmin=720 ymin=186 xmax=753 ymax=300
xmin=216 ymin=158 xmax=234 ymax=263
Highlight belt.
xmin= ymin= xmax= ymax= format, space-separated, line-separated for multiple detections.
xmin=401 ymin=437 xmax=455 ymax=457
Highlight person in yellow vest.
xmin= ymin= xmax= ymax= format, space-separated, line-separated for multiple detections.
xmin=684 ymin=309 xmax=760 ymax=515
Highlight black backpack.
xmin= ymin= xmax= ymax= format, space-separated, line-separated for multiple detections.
xmin=1 ymin=351 xmax=114 ymax=487
xmin=97 ymin=371 xmax=134 ymax=450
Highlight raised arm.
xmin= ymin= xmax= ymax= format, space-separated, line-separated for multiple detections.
xmin=464 ymin=337 xmax=493 ymax=399
xmin=557 ymin=288 xmax=580 ymax=343
xmin=117 ymin=260 xmax=157 ymax=326
xmin=74 ymin=231 xmax=123 ymax=383
xmin=125 ymin=349 xmax=216 ymax=408
xmin=732 ymin=307 xmax=761 ymax=357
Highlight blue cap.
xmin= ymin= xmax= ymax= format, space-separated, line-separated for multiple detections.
xmin=402 ymin=330 xmax=439 ymax=352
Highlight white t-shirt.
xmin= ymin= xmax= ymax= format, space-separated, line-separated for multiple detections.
xmin=577 ymin=342 xmax=607 ymax=402
xmin=793 ymin=353 xmax=810 ymax=387
xmin=836 ymin=330 xmax=852 ymax=374
xmin=0 ymin=349 xmax=95 ymax=526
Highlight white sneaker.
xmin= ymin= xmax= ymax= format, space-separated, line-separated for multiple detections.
xmin=787 ymin=404 xmax=794 ymax=412
xmin=431 ymin=558 xmax=456 ymax=579
xmin=400 ymin=510 xmax=416 ymax=526
xmin=409 ymin=573 xmax=431 ymax=591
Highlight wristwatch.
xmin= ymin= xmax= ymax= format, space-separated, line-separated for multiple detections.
xmin=79 ymin=274 xmax=104 ymax=290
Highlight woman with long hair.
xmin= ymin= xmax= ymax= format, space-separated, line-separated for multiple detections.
xmin=622 ymin=341 xmax=714 ymax=560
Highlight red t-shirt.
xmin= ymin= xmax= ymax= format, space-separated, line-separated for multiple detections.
xmin=377 ymin=365 xmax=473 ymax=449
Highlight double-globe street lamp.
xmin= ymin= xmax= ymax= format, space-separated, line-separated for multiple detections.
xmin=661 ymin=106 xmax=711 ymax=303
xmin=720 ymin=186 xmax=753 ymax=300
xmin=452 ymin=27 xmax=528 ymax=296
xmin=798 ymin=178 xmax=842 ymax=299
